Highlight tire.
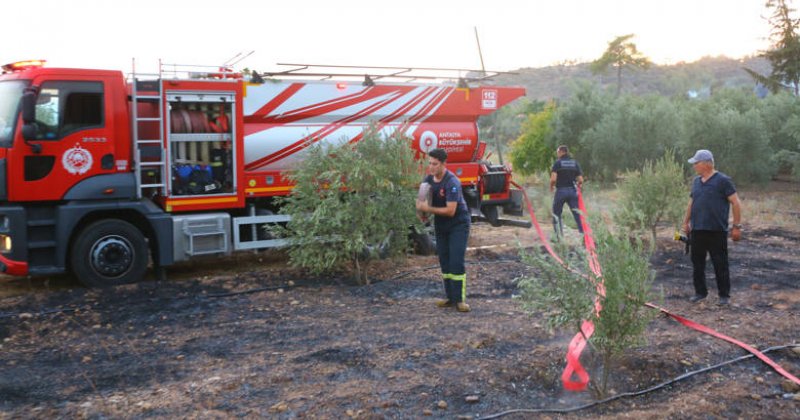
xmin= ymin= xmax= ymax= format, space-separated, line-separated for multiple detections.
xmin=482 ymin=204 xmax=501 ymax=227
xmin=70 ymin=219 xmax=149 ymax=287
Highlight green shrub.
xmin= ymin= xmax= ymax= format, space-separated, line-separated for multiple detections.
xmin=551 ymin=83 xmax=615 ymax=177
xmin=580 ymin=95 xmax=683 ymax=180
xmin=772 ymin=149 xmax=800 ymax=179
xmin=479 ymin=97 xmax=545 ymax=163
xmin=681 ymin=90 xmax=772 ymax=183
xmin=613 ymin=152 xmax=688 ymax=242
xmin=509 ymin=102 xmax=556 ymax=175
xmin=273 ymin=125 xmax=422 ymax=284
xmin=516 ymin=220 xmax=659 ymax=397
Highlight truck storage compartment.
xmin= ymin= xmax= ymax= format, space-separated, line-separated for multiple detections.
xmin=167 ymin=93 xmax=235 ymax=196
xmin=172 ymin=213 xmax=231 ymax=261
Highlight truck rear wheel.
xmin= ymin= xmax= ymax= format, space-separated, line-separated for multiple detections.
xmin=482 ymin=204 xmax=501 ymax=227
xmin=70 ymin=220 xmax=149 ymax=287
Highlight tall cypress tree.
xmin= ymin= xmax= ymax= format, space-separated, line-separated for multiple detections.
xmin=746 ymin=0 xmax=800 ymax=95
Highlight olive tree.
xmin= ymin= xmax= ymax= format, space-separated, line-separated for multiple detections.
xmin=579 ymin=95 xmax=683 ymax=180
xmin=516 ymin=222 xmax=659 ymax=398
xmin=761 ymin=92 xmax=800 ymax=177
xmin=681 ymin=91 xmax=772 ymax=183
xmin=613 ymin=152 xmax=688 ymax=242
xmin=550 ymin=83 xmax=615 ymax=178
xmin=274 ymin=125 xmax=422 ymax=284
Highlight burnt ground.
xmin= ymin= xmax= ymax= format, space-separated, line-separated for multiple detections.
xmin=1 ymin=201 xmax=799 ymax=418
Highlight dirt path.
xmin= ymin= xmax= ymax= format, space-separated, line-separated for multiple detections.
xmin=1 ymin=222 xmax=799 ymax=418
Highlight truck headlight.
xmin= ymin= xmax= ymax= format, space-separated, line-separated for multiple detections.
xmin=0 ymin=234 xmax=11 ymax=253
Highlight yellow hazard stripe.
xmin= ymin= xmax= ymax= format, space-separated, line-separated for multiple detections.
xmin=166 ymin=196 xmax=239 ymax=207
xmin=459 ymin=177 xmax=478 ymax=184
xmin=246 ymin=186 xmax=294 ymax=194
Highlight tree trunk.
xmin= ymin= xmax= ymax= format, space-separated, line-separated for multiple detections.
xmin=600 ymin=352 xmax=613 ymax=398
xmin=651 ymin=216 xmax=660 ymax=247
xmin=353 ymin=257 xmax=369 ymax=285
xmin=353 ymin=254 xmax=362 ymax=285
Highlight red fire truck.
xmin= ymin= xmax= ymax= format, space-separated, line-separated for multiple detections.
xmin=0 ymin=59 xmax=526 ymax=286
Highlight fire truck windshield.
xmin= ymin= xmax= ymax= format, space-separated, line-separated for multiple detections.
xmin=0 ymin=81 xmax=27 ymax=146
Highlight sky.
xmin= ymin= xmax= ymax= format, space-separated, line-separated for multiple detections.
xmin=5 ymin=0 xmax=774 ymax=75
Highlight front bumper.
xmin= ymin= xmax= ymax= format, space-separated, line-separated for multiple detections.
xmin=0 ymin=253 xmax=28 ymax=276
xmin=0 ymin=205 xmax=29 ymax=277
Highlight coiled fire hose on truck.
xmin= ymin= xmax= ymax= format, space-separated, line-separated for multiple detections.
xmin=509 ymin=181 xmax=800 ymax=391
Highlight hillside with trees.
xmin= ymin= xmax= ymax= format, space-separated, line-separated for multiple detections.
xmin=493 ymin=55 xmax=771 ymax=101
xmin=479 ymin=52 xmax=800 ymax=184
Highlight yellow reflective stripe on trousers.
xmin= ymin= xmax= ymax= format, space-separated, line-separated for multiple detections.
xmin=450 ymin=273 xmax=466 ymax=301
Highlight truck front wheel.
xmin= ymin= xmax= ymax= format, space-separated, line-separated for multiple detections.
xmin=70 ymin=220 xmax=149 ymax=287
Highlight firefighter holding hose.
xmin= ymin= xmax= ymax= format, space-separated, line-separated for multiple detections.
xmin=416 ymin=148 xmax=472 ymax=312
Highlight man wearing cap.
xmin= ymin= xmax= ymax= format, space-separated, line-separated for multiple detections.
xmin=416 ymin=148 xmax=472 ymax=312
xmin=550 ymin=145 xmax=585 ymax=239
xmin=682 ymin=149 xmax=742 ymax=306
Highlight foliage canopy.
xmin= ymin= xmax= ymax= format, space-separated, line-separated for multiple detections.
xmin=274 ymin=126 xmax=422 ymax=284
xmin=590 ymin=34 xmax=652 ymax=96
xmin=745 ymin=0 xmax=800 ymax=95
xmin=613 ymin=152 xmax=688 ymax=241
xmin=516 ymin=221 xmax=659 ymax=397
xmin=509 ymin=102 xmax=556 ymax=175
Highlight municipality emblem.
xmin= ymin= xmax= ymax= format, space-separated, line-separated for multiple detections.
xmin=62 ymin=143 xmax=93 ymax=175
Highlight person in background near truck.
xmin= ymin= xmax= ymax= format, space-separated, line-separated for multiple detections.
xmin=416 ymin=148 xmax=472 ymax=312
xmin=550 ymin=145 xmax=585 ymax=239
xmin=682 ymin=149 xmax=742 ymax=306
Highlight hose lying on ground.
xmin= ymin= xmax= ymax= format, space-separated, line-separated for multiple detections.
xmin=478 ymin=343 xmax=799 ymax=419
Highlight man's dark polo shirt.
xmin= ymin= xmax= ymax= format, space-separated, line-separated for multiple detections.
xmin=690 ymin=171 xmax=736 ymax=231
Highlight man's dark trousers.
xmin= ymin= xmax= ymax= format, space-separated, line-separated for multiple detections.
xmin=690 ymin=230 xmax=730 ymax=298
xmin=552 ymin=187 xmax=584 ymax=237
xmin=435 ymin=222 xmax=469 ymax=303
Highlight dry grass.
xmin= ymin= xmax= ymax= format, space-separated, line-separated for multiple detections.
xmin=740 ymin=186 xmax=800 ymax=230
xmin=515 ymin=178 xmax=799 ymax=235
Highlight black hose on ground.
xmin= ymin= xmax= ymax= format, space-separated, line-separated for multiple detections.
xmin=477 ymin=344 xmax=798 ymax=419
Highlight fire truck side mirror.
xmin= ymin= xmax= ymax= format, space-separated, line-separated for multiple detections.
xmin=21 ymin=90 xmax=36 ymax=124
xmin=21 ymin=124 xmax=36 ymax=142
xmin=20 ymin=90 xmax=42 ymax=152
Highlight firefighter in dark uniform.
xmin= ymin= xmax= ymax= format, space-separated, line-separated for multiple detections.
xmin=416 ymin=148 xmax=472 ymax=312
xmin=550 ymin=145 xmax=585 ymax=239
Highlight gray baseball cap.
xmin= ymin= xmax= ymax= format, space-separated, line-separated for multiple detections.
xmin=688 ymin=149 xmax=714 ymax=164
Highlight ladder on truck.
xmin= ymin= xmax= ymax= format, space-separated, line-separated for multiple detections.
xmin=130 ymin=62 xmax=167 ymax=199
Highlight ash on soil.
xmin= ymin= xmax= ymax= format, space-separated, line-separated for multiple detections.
xmin=1 ymin=223 xmax=798 ymax=419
